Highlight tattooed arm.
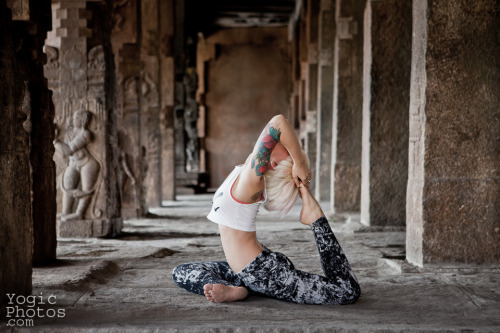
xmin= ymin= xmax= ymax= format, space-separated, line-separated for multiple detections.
xmin=250 ymin=122 xmax=281 ymax=177
xmin=252 ymin=115 xmax=309 ymax=185
xmin=232 ymin=115 xmax=310 ymax=203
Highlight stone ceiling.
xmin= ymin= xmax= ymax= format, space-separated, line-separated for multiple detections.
xmin=187 ymin=0 xmax=298 ymax=35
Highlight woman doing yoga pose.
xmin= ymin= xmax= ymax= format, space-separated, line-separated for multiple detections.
xmin=172 ymin=114 xmax=360 ymax=305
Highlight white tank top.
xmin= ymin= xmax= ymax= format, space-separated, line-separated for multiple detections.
xmin=207 ymin=165 xmax=267 ymax=232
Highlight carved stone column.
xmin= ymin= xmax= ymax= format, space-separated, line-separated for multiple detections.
xmin=407 ymin=0 xmax=500 ymax=266
xmin=159 ymin=0 xmax=176 ymax=201
xmin=46 ymin=0 xmax=122 ymax=237
xmin=330 ymin=0 xmax=365 ymax=213
xmin=360 ymin=0 xmax=411 ymax=226
xmin=196 ymin=37 xmax=216 ymax=174
xmin=176 ymin=0 xmax=208 ymax=193
xmin=112 ymin=0 xmax=146 ymax=218
xmin=140 ymin=0 xmax=162 ymax=207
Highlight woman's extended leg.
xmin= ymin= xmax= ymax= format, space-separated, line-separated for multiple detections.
xmin=300 ymin=184 xmax=359 ymax=289
xmin=237 ymin=185 xmax=360 ymax=305
xmin=172 ymin=261 xmax=248 ymax=302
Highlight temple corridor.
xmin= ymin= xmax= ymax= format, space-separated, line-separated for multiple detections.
xmin=1 ymin=0 xmax=499 ymax=331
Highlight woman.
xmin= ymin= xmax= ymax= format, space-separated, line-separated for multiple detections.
xmin=172 ymin=114 xmax=360 ymax=305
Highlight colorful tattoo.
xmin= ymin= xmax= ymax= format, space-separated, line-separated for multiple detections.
xmin=251 ymin=124 xmax=281 ymax=176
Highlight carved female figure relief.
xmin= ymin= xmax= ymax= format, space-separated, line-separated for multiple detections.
xmin=54 ymin=109 xmax=100 ymax=221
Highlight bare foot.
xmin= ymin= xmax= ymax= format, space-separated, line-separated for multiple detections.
xmin=299 ymin=184 xmax=324 ymax=225
xmin=203 ymin=284 xmax=248 ymax=303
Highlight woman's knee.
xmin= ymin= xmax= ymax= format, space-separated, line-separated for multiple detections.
xmin=171 ymin=263 xmax=190 ymax=285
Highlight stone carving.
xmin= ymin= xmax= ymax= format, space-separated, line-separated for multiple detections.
xmin=61 ymin=45 xmax=86 ymax=99
xmin=88 ymin=45 xmax=105 ymax=71
xmin=88 ymin=46 xmax=106 ymax=97
xmin=45 ymin=46 xmax=60 ymax=70
xmin=112 ymin=0 xmax=129 ymax=32
xmin=117 ymin=130 xmax=138 ymax=206
xmin=54 ymin=109 xmax=101 ymax=221
xmin=21 ymin=81 xmax=32 ymax=134
xmin=183 ymin=67 xmax=199 ymax=172
xmin=142 ymin=72 xmax=159 ymax=108
xmin=44 ymin=46 xmax=60 ymax=91
xmin=124 ymin=76 xmax=139 ymax=112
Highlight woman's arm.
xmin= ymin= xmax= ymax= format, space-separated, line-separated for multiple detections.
xmin=250 ymin=114 xmax=309 ymax=186
xmin=233 ymin=115 xmax=310 ymax=203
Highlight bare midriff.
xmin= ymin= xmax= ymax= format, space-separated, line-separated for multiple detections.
xmin=219 ymin=225 xmax=263 ymax=273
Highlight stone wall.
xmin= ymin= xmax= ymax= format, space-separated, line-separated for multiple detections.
xmin=198 ymin=28 xmax=292 ymax=187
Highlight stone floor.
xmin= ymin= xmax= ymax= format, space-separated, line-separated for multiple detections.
xmin=4 ymin=194 xmax=500 ymax=332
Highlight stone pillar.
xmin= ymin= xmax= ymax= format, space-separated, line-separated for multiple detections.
xmin=47 ymin=0 xmax=122 ymax=237
xmin=289 ymin=0 xmax=306 ymax=132
xmin=0 ymin=1 xmax=33 ymax=308
xmin=360 ymin=0 xmax=411 ymax=226
xmin=112 ymin=0 xmax=146 ymax=218
xmin=174 ymin=0 xmax=185 ymax=179
xmin=159 ymin=0 xmax=176 ymax=201
xmin=176 ymin=0 xmax=208 ymax=193
xmin=304 ymin=0 xmax=320 ymax=196
xmin=314 ymin=0 xmax=335 ymax=202
xmin=196 ymin=37 xmax=216 ymax=173
xmin=14 ymin=0 xmax=57 ymax=266
xmin=407 ymin=0 xmax=500 ymax=266
xmin=331 ymin=0 xmax=365 ymax=212
xmin=1 ymin=0 xmax=54 ymax=306
xmin=140 ymin=0 xmax=162 ymax=207
xmin=290 ymin=21 xmax=301 ymax=130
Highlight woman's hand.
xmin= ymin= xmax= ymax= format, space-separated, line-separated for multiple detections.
xmin=292 ymin=157 xmax=312 ymax=188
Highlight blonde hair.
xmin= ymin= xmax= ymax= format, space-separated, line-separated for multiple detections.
xmin=264 ymin=152 xmax=310 ymax=217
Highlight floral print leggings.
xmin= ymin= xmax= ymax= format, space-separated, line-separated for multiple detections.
xmin=172 ymin=216 xmax=360 ymax=305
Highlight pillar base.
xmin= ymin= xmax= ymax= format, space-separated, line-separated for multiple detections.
xmin=57 ymin=218 xmax=122 ymax=238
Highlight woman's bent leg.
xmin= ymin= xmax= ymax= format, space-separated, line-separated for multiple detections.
xmin=172 ymin=261 xmax=243 ymax=296
xmin=238 ymin=246 xmax=359 ymax=305
xmin=238 ymin=186 xmax=360 ymax=305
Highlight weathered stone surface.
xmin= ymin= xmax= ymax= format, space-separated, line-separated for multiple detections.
xmin=58 ymin=218 xmax=122 ymax=238
xmin=302 ymin=0 xmax=320 ymax=196
xmin=25 ymin=195 xmax=500 ymax=331
xmin=332 ymin=0 xmax=365 ymax=213
xmin=361 ymin=0 xmax=411 ymax=226
xmin=407 ymin=0 xmax=500 ymax=265
xmin=314 ymin=1 xmax=334 ymax=202
xmin=1 ymin=0 xmax=54 ymax=308
xmin=200 ymin=27 xmax=291 ymax=187
xmin=140 ymin=0 xmax=163 ymax=207
xmin=112 ymin=0 xmax=146 ymax=218
xmin=159 ymin=0 xmax=176 ymax=202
